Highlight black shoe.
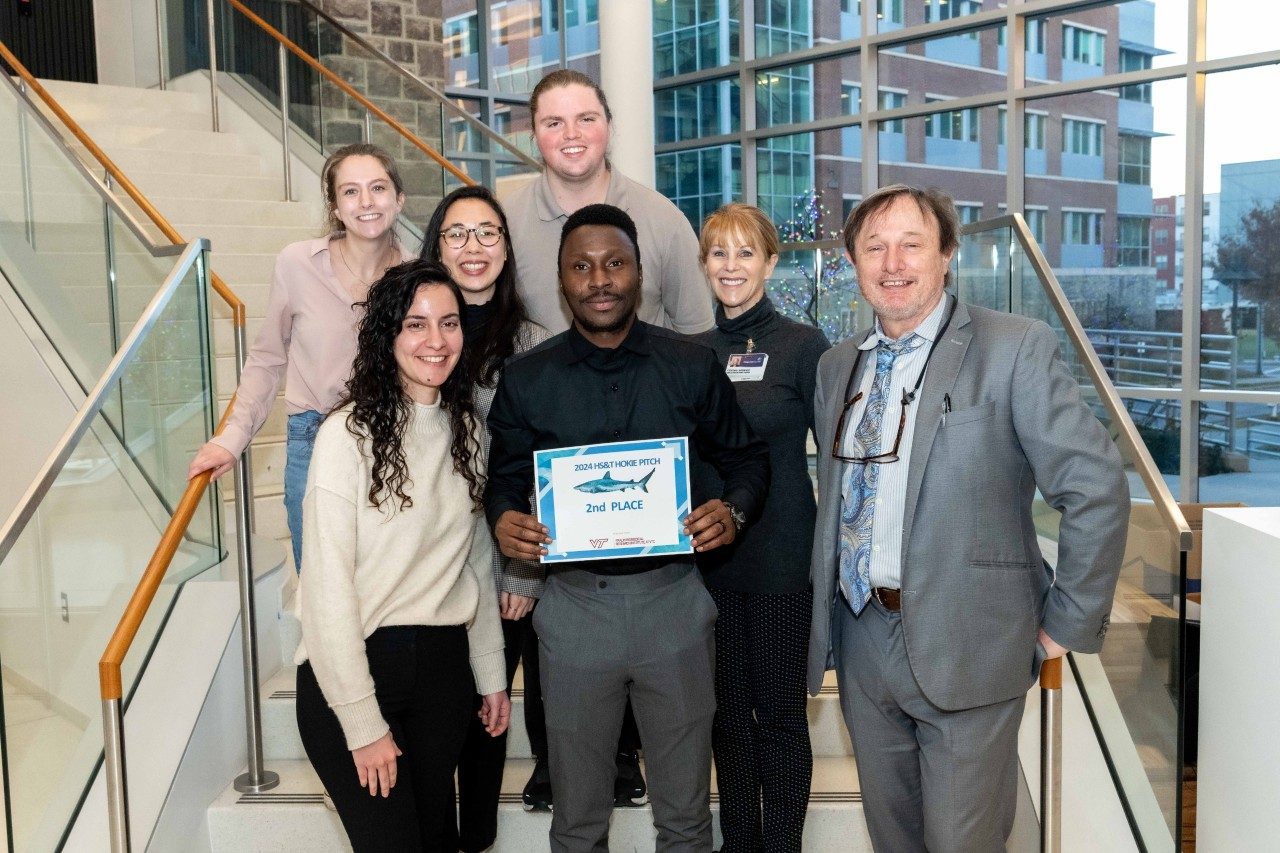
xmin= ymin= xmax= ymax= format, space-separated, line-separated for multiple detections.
xmin=522 ymin=758 xmax=553 ymax=812
xmin=613 ymin=750 xmax=648 ymax=807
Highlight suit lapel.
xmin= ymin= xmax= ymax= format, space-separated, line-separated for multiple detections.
xmin=901 ymin=299 xmax=973 ymax=558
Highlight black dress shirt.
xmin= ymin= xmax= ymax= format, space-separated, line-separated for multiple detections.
xmin=485 ymin=320 xmax=770 ymax=576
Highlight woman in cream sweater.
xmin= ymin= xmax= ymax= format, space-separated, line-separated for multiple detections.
xmin=293 ymin=259 xmax=510 ymax=851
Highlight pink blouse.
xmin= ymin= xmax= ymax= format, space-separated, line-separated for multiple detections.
xmin=210 ymin=235 xmax=414 ymax=458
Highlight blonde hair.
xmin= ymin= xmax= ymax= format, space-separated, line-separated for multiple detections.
xmin=699 ymin=203 xmax=781 ymax=260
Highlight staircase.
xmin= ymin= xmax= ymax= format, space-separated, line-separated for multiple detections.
xmin=36 ymin=78 xmax=324 ymax=558
xmin=204 ymin=595 xmax=872 ymax=851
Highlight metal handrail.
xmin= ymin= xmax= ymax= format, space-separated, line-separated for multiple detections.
xmin=283 ymin=0 xmax=540 ymax=172
xmin=0 ymin=242 xmax=210 ymax=848
xmin=960 ymin=214 xmax=1194 ymax=551
xmin=1 ymin=40 xmax=281 ymax=848
xmin=220 ymin=0 xmax=476 ymax=187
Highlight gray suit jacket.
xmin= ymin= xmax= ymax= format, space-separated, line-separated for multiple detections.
xmin=806 ymin=299 xmax=1129 ymax=711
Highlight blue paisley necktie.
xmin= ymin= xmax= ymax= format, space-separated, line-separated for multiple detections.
xmin=838 ymin=334 xmax=924 ymax=614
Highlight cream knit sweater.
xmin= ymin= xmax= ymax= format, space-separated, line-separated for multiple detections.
xmin=294 ymin=400 xmax=505 ymax=750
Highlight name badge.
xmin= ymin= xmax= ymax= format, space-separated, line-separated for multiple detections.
xmin=726 ymin=353 xmax=768 ymax=382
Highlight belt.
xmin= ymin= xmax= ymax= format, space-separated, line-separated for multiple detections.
xmin=871 ymin=587 xmax=901 ymax=612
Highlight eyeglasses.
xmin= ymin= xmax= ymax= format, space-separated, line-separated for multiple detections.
xmin=439 ymin=225 xmax=505 ymax=249
xmin=832 ymin=387 xmax=915 ymax=464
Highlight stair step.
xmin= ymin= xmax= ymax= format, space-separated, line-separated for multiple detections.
xmin=69 ymin=122 xmax=253 ymax=156
xmin=38 ymin=78 xmax=207 ymax=116
xmin=69 ymin=144 xmax=269 ymax=179
xmin=206 ymin=757 xmax=868 ymax=852
xmin=260 ymin=657 xmax=852 ymax=763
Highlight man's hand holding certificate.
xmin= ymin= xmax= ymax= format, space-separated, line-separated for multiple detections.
xmin=491 ymin=437 xmax=742 ymax=563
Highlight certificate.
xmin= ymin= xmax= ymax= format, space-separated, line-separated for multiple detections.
xmin=534 ymin=437 xmax=693 ymax=563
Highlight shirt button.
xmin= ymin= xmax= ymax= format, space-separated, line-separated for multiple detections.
xmin=610 ymin=383 xmax=619 ymax=392
xmin=873 ymin=544 xmax=881 ymax=552
xmin=612 ymin=429 xmax=621 ymax=437
xmin=598 ymin=579 xmax=608 ymax=589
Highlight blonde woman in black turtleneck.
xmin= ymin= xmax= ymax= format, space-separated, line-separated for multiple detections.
xmin=691 ymin=203 xmax=830 ymax=853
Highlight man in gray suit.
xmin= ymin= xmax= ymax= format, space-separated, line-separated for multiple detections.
xmin=808 ymin=184 xmax=1129 ymax=851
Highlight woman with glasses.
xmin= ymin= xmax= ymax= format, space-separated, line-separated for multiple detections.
xmin=692 ymin=203 xmax=830 ymax=853
xmin=186 ymin=143 xmax=415 ymax=573
xmin=420 ymin=185 xmax=548 ymax=852
xmin=294 ymin=260 xmax=509 ymax=851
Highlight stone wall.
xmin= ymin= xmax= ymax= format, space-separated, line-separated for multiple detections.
xmin=313 ymin=0 xmax=449 ymax=222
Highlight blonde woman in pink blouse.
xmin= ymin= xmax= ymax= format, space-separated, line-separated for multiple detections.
xmin=187 ymin=143 xmax=415 ymax=572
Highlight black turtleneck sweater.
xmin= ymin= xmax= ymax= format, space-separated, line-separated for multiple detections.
xmin=690 ymin=296 xmax=830 ymax=593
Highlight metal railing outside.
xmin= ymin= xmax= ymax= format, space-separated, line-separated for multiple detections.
xmin=956 ymin=214 xmax=1194 ymax=852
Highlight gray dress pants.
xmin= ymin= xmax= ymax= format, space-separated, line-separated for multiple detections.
xmin=836 ymin=596 xmax=1025 ymax=852
xmin=534 ymin=563 xmax=717 ymax=853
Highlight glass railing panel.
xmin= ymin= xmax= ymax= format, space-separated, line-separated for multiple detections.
xmin=0 ymin=250 xmax=221 ymax=850
xmin=0 ymin=75 xmax=115 ymax=395
xmin=956 ymin=222 xmax=1186 ymax=849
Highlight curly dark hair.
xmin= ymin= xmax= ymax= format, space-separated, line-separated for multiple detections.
xmin=341 ymin=259 xmax=484 ymax=511
xmin=420 ymin=185 xmax=535 ymax=387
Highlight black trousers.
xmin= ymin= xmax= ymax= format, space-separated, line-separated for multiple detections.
xmin=445 ymin=613 xmax=539 ymax=852
xmin=296 ymin=625 xmax=474 ymax=853
xmin=709 ymin=587 xmax=813 ymax=853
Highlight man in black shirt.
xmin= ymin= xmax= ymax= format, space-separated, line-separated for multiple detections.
xmin=486 ymin=204 xmax=769 ymax=852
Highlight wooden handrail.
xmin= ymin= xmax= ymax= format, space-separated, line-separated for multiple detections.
xmin=223 ymin=0 xmax=476 ymax=188
xmin=1040 ymin=656 xmax=1062 ymax=690
xmin=98 ymin=401 xmax=237 ymax=700
xmin=0 ymin=40 xmax=246 ymax=327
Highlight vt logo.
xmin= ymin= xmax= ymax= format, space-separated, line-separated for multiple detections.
xmin=589 ymin=538 xmax=609 ymax=549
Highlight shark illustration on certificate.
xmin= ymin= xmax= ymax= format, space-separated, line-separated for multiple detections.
xmin=534 ymin=437 xmax=693 ymax=563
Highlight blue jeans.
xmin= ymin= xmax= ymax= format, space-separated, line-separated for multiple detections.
xmin=284 ymin=410 xmax=324 ymax=573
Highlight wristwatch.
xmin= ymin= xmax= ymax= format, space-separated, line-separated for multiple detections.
xmin=722 ymin=500 xmax=747 ymax=535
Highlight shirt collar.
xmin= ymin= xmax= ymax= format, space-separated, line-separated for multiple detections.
xmin=533 ymin=169 xmax=625 ymax=222
xmin=564 ymin=318 xmax=651 ymax=364
xmin=859 ymin=291 xmax=952 ymax=351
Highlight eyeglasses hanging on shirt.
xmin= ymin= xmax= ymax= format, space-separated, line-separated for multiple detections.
xmin=831 ymin=295 xmax=958 ymax=465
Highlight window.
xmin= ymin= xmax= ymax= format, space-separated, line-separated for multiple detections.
xmin=879 ymin=89 xmax=906 ymax=133
xmin=843 ymin=82 xmax=861 ymax=114
xmin=997 ymin=110 xmax=1046 ymax=149
xmin=926 ymin=100 xmax=978 ymax=142
xmin=444 ymin=14 xmax=479 ymax=59
xmin=1118 ymin=134 xmax=1151 ymax=185
xmin=1119 ymin=48 xmax=1152 ymax=103
xmin=957 ymin=204 xmax=983 ymax=224
xmin=1063 ymin=24 xmax=1105 ymax=67
xmin=1117 ymin=216 xmax=1151 ymax=266
xmin=1025 ymin=209 xmax=1046 ymax=244
xmin=925 ymin=0 xmax=980 ymax=37
xmin=878 ymin=0 xmax=903 ymax=25
xmin=1063 ymin=118 xmax=1104 ymax=156
xmin=997 ymin=19 xmax=1044 ymax=53
xmin=1155 ymin=255 xmax=1168 ymax=270
xmin=1063 ymin=210 xmax=1103 ymax=245
xmin=1155 ymin=228 xmax=1170 ymax=242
